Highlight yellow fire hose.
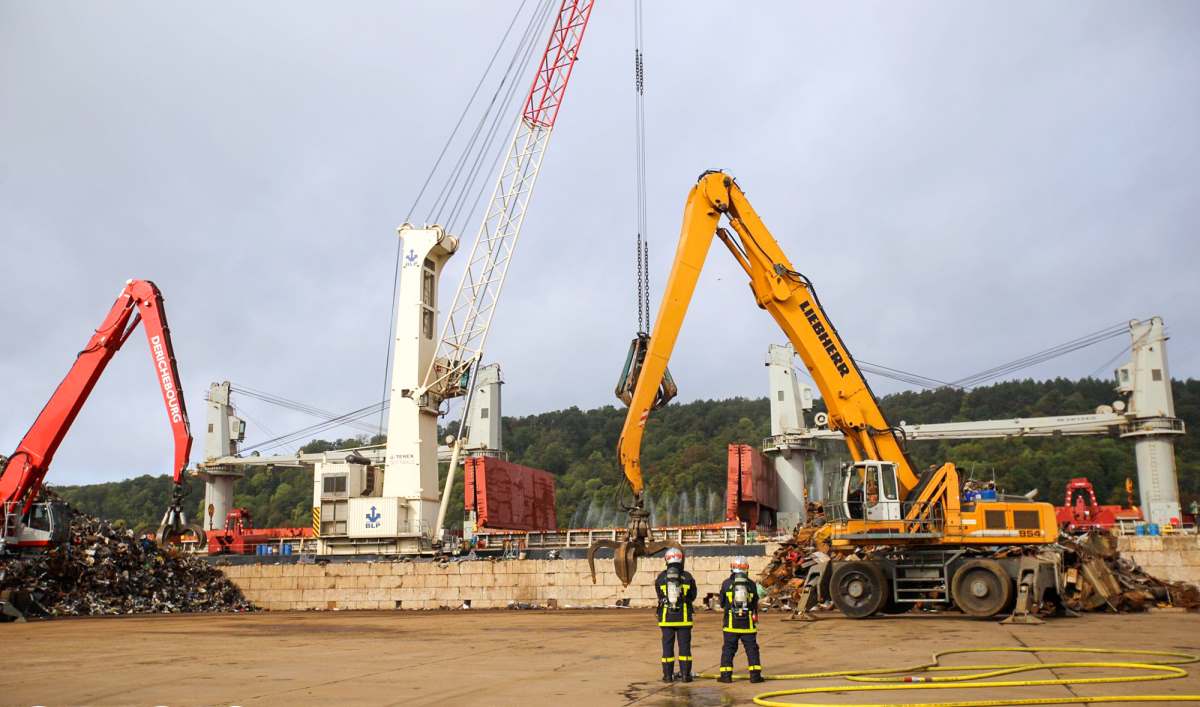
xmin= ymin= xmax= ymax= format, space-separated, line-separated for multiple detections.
xmin=697 ymin=647 xmax=1200 ymax=706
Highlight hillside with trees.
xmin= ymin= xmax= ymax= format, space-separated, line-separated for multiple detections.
xmin=52 ymin=377 xmax=1200 ymax=534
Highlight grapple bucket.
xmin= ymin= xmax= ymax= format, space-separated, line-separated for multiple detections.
xmin=586 ymin=505 xmax=681 ymax=587
xmin=157 ymin=482 xmax=206 ymax=546
xmin=614 ymin=333 xmax=678 ymax=410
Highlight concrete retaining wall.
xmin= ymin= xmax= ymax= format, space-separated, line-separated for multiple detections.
xmin=1118 ymin=535 xmax=1200 ymax=584
xmin=220 ymin=553 xmax=771 ymax=612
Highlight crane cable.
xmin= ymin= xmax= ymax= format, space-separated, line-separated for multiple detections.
xmin=695 ymin=646 xmax=1200 ymax=707
xmin=633 ymin=0 xmax=650 ymax=334
xmin=376 ymin=0 xmax=556 ymax=436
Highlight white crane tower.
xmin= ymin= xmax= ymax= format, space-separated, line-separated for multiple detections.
xmin=383 ymin=0 xmax=597 ymax=547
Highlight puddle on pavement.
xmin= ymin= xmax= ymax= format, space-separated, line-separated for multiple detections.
xmin=622 ymin=681 xmax=737 ymax=707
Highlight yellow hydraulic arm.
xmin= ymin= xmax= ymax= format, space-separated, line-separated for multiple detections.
xmin=621 ymin=171 xmax=918 ymax=492
xmin=589 ymin=170 xmax=917 ymax=584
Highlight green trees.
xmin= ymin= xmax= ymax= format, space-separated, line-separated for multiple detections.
xmin=52 ymin=377 xmax=1200 ymax=530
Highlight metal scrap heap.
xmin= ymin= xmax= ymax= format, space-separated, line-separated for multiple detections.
xmin=758 ymin=523 xmax=838 ymax=609
xmin=1057 ymin=531 xmax=1200 ymax=612
xmin=1 ymin=510 xmax=255 ymax=618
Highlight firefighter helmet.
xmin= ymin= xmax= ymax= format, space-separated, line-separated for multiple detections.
xmin=664 ymin=547 xmax=685 ymax=566
xmin=730 ymin=555 xmax=750 ymax=573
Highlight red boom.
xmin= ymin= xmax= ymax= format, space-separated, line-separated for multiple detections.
xmin=0 ymin=279 xmax=192 ymax=515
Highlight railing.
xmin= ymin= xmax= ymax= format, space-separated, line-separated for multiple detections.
xmin=475 ymin=524 xmax=748 ymax=549
xmin=193 ymin=535 xmax=320 ymax=557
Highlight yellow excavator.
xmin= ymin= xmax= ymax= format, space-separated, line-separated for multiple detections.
xmin=589 ymin=170 xmax=1063 ymax=621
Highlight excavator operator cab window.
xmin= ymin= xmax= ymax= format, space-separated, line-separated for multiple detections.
xmin=27 ymin=503 xmax=52 ymax=532
xmin=866 ymin=462 xmax=901 ymax=521
xmin=845 ymin=467 xmax=865 ymax=520
xmin=837 ymin=462 xmax=902 ymax=523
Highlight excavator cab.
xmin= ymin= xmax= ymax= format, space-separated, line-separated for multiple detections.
xmin=2 ymin=499 xmax=69 ymax=551
xmin=830 ymin=461 xmax=902 ymax=523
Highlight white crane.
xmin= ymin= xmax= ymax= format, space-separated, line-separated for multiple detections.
xmin=400 ymin=0 xmax=597 ymax=542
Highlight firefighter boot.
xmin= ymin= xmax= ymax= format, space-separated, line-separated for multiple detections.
xmin=662 ymin=662 xmax=675 ymax=683
xmin=749 ymin=669 xmax=765 ymax=684
xmin=717 ymin=669 xmax=733 ymax=684
xmin=680 ymin=661 xmax=693 ymax=683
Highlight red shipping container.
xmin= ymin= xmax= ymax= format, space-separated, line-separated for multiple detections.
xmin=464 ymin=456 xmax=557 ymax=531
xmin=725 ymin=444 xmax=779 ymax=531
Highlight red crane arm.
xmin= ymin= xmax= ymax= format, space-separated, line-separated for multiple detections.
xmin=522 ymin=0 xmax=594 ymax=128
xmin=0 ymin=279 xmax=192 ymax=515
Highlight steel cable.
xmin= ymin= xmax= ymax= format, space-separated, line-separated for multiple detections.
xmin=376 ymin=0 xmax=553 ymax=436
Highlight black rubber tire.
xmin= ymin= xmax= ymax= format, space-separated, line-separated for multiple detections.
xmin=951 ymin=559 xmax=1013 ymax=618
xmin=829 ymin=560 xmax=888 ymax=618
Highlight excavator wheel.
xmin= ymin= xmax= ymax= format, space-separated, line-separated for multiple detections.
xmin=951 ymin=559 xmax=1013 ymax=618
xmin=829 ymin=560 xmax=888 ymax=619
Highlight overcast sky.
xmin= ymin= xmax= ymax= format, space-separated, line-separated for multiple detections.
xmin=2 ymin=1 xmax=1197 ymax=486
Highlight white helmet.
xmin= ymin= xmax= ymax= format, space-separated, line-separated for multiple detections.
xmin=664 ymin=548 xmax=685 ymax=566
xmin=730 ymin=555 xmax=749 ymax=573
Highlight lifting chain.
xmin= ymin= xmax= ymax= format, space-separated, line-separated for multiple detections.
xmin=633 ymin=0 xmax=650 ymax=335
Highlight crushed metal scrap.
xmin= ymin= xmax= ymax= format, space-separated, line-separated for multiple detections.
xmin=759 ymin=522 xmax=1200 ymax=614
xmin=1057 ymin=530 xmax=1200 ymax=612
xmin=1 ymin=504 xmax=255 ymax=619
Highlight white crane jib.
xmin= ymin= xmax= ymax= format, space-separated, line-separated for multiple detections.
xmin=416 ymin=1 xmax=594 ymax=406
xmin=383 ymin=1 xmax=596 ymax=544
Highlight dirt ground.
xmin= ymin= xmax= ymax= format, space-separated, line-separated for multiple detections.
xmin=2 ymin=609 xmax=1198 ymax=706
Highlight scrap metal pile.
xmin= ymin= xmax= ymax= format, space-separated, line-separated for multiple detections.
xmin=759 ymin=523 xmax=1200 ymax=614
xmin=758 ymin=523 xmax=837 ymax=609
xmin=1057 ymin=531 xmax=1200 ymax=612
xmin=1 ymin=507 xmax=255 ymax=618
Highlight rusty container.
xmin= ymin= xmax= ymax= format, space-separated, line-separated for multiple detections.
xmin=464 ymin=456 xmax=558 ymax=531
xmin=725 ymin=443 xmax=779 ymax=530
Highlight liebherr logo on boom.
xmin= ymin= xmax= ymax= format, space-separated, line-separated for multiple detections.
xmin=150 ymin=335 xmax=184 ymax=423
xmin=799 ymin=301 xmax=851 ymax=377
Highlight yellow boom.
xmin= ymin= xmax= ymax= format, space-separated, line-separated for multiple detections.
xmin=591 ymin=170 xmax=1057 ymax=591
xmin=619 ymin=170 xmax=918 ymax=495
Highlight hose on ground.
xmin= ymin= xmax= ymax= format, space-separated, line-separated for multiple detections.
xmin=697 ymin=646 xmax=1200 ymax=706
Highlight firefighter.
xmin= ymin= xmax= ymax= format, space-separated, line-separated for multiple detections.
xmin=655 ymin=547 xmax=697 ymax=682
xmin=717 ymin=555 xmax=764 ymax=684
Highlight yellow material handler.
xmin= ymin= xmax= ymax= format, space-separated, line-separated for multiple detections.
xmin=590 ymin=171 xmax=1063 ymax=622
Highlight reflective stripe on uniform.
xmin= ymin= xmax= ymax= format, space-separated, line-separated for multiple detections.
xmin=723 ymin=626 xmax=757 ymax=633
xmin=659 ymin=620 xmax=693 ymax=627
xmin=749 ymin=665 xmax=762 ymax=670
xmin=678 ymin=656 xmax=692 ymax=661
xmin=719 ymin=666 xmax=733 ymax=672
xmin=661 ymin=657 xmax=674 ymax=663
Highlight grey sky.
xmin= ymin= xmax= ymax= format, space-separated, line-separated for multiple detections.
xmin=2 ymin=2 xmax=1197 ymax=486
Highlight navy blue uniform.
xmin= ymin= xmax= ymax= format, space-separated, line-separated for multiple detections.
xmin=718 ymin=573 xmax=762 ymax=679
xmin=655 ymin=567 xmax=697 ymax=680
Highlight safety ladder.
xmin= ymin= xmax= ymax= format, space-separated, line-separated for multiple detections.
xmin=892 ymin=550 xmax=960 ymax=604
xmin=1 ymin=501 xmax=19 ymax=547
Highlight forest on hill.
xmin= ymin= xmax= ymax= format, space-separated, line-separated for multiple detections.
xmin=53 ymin=377 xmax=1200 ymax=534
